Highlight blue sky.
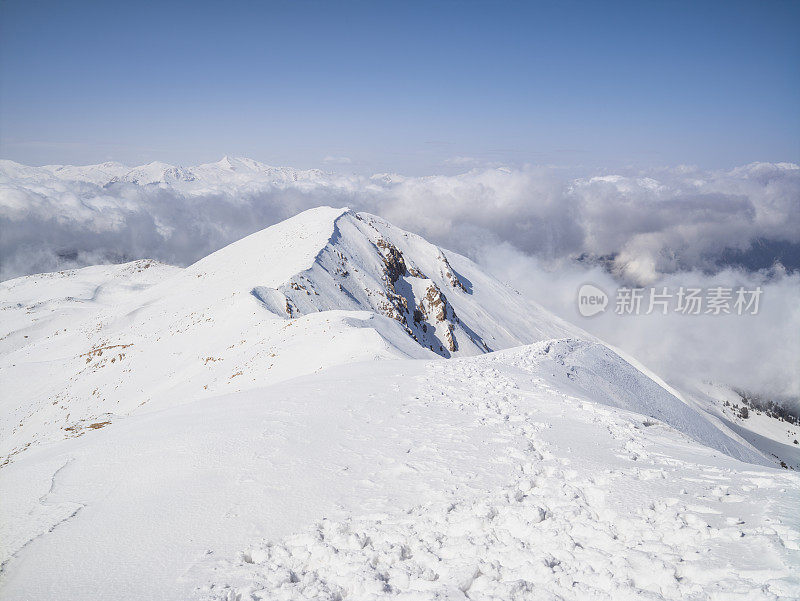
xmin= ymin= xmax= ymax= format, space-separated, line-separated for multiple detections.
xmin=1 ymin=0 xmax=798 ymax=173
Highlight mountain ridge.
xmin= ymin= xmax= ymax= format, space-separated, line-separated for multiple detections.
xmin=0 ymin=156 xmax=332 ymax=187
xmin=0 ymin=207 xmax=578 ymax=460
xmin=1 ymin=206 xmax=769 ymax=469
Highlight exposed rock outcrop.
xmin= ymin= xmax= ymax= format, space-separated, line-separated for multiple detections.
xmin=419 ymin=283 xmax=459 ymax=352
xmin=438 ymin=251 xmax=467 ymax=293
xmin=250 ymin=212 xmax=497 ymax=358
xmin=377 ymin=239 xmax=407 ymax=283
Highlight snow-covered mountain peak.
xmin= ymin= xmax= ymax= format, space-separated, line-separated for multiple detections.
xmin=0 ymin=206 xmax=579 ymax=459
xmin=0 ymin=159 xmax=132 ymax=185
xmin=210 ymin=156 xmax=262 ymax=171
xmin=0 ymin=156 xmax=337 ymax=193
xmin=186 ymin=205 xmax=350 ymax=288
xmin=184 ymin=206 xmax=578 ymax=358
xmin=109 ymin=161 xmax=196 ymax=185
xmin=219 ymin=156 xmax=271 ymax=171
xmin=187 ymin=156 xmax=326 ymax=184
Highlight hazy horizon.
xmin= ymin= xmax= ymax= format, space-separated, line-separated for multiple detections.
xmin=2 ymin=0 xmax=798 ymax=173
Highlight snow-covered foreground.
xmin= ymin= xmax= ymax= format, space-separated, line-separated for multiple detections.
xmin=1 ymin=348 xmax=798 ymax=600
xmin=1 ymin=207 xmax=798 ymax=600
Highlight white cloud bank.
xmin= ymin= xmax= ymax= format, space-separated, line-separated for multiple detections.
xmin=2 ymin=158 xmax=798 ymax=283
xmin=1 ymin=157 xmax=798 ymax=400
xmin=480 ymin=245 xmax=800 ymax=403
xmin=322 ymin=155 xmax=352 ymax=165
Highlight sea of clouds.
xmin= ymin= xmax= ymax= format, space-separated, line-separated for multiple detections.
xmin=1 ymin=159 xmax=798 ymax=403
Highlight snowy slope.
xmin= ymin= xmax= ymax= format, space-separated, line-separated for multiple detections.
xmin=109 ymin=161 xmax=196 ymax=185
xmin=0 ymin=159 xmax=131 ymax=186
xmin=1 ymin=207 xmax=796 ymax=601
xmin=483 ymin=339 xmax=767 ymax=465
xmin=679 ymin=380 xmax=800 ymax=470
xmin=43 ymin=162 xmax=131 ymax=185
xmin=0 ymin=351 xmax=796 ymax=601
xmin=0 ymin=207 xmax=578 ymax=462
xmin=189 ymin=156 xmax=329 ymax=186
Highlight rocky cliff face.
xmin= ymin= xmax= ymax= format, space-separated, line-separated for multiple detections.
xmin=268 ymin=216 xmax=481 ymax=358
xmin=241 ymin=210 xmax=579 ymax=358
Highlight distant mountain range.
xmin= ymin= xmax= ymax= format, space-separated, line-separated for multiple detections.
xmin=0 ymin=156 xmax=333 ymax=187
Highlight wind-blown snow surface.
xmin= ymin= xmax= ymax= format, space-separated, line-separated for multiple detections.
xmin=0 ymin=208 xmax=797 ymax=600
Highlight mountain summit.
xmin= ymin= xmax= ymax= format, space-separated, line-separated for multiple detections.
xmin=192 ymin=206 xmax=578 ymax=357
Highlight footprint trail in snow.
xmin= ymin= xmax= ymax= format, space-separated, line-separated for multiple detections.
xmin=194 ymin=355 xmax=800 ymax=601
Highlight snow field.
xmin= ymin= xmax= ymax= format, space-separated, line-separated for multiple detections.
xmin=195 ymin=356 xmax=799 ymax=601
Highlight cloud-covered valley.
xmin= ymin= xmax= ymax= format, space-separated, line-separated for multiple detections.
xmin=2 ymin=157 xmax=798 ymax=283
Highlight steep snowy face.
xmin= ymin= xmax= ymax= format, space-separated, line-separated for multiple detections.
xmin=175 ymin=206 xmax=579 ymax=359
xmin=241 ymin=210 xmax=578 ymax=357
xmin=485 ymin=339 xmax=768 ymax=465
